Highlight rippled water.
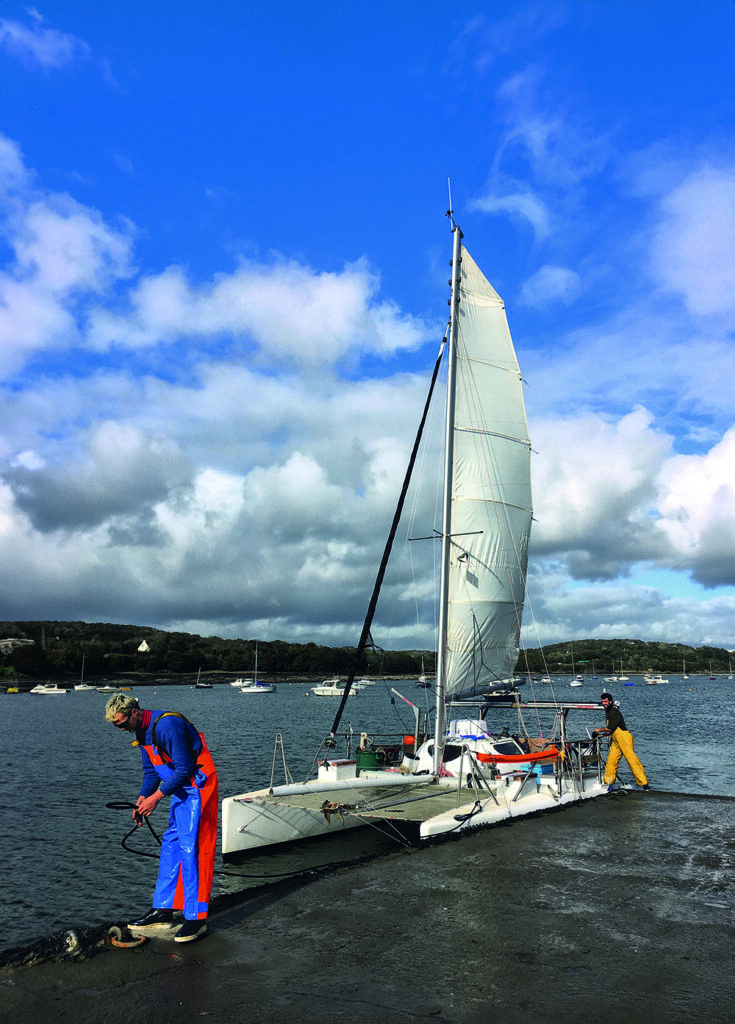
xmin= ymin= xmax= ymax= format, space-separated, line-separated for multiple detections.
xmin=1 ymin=674 xmax=732 ymax=953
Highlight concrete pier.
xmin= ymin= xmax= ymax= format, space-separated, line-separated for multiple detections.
xmin=1 ymin=791 xmax=733 ymax=1024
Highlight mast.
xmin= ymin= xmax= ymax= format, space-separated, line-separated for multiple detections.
xmin=433 ymin=220 xmax=463 ymax=774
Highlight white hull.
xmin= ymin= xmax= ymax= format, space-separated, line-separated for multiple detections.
xmin=310 ymin=685 xmax=360 ymax=696
xmin=222 ymin=768 xmax=608 ymax=855
xmin=222 ymin=722 xmax=607 ymax=856
xmin=420 ymin=778 xmax=609 ymax=839
xmin=240 ymin=684 xmax=276 ymax=693
xmin=222 ymin=773 xmax=428 ymax=854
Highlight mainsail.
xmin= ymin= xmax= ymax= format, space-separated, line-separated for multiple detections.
xmin=440 ymin=240 xmax=532 ymax=701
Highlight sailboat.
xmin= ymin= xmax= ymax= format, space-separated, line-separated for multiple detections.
xmin=74 ymin=654 xmax=95 ymax=691
xmin=194 ymin=667 xmax=213 ymax=689
xmin=239 ymin=643 xmax=276 ymax=693
xmin=416 ymin=655 xmax=434 ymax=688
xmin=221 ymin=220 xmax=607 ymax=857
xmin=569 ymin=649 xmax=583 ymax=686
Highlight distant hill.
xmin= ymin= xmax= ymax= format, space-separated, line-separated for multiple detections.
xmin=518 ymin=637 xmax=732 ymax=675
xmin=0 ymin=620 xmax=431 ymax=680
xmin=0 ymin=620 xmax=731 ymax=680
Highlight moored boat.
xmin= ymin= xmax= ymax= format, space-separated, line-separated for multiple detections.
xmin=238 ymin=643 xmax=276 ymax=693
xmin=30 ymin=682 xmax=67 ymax=695
xmin=221 ymin=218 xmax=608 ymax=858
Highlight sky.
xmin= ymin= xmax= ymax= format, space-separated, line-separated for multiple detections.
xmin=1 ymin=0 xmax=734 ymax=654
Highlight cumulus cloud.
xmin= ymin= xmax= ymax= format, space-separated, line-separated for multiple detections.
xmin=1 ymin=131 xmax=734 ymax=650
xmin=7 ymin=421 xmax=191 ymax=531
xmin=87 ymin=259 xmax=427 ymax=367
xmin=0 ymin=137 xmax=136 ymax=378
xmin=655 ymin=428 xmax=735 ymax=586
xmin=530 ymin=407 xmax=673 ymax=579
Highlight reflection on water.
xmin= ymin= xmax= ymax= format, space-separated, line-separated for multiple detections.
xmin=0 ymin=675 xmax=732 ymax=952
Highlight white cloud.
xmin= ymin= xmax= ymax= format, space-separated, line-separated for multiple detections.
xmin=1 ymin=130 xmax=734 ymax=650
xmin=531 ymin=407 xmax=673 ymax=578
xmin=87 ymin=259 xmax=428 ymax=367
xmin=470 ymin=189 xmax=551 ymax=241
xmin=0 ymin=13 xmax=89 ymax=70
xmin=13 ymin=198 xmax=135 ymax=293
xmin=0 ymin=136 xmax=136 ymax=378
xmin=655 ymin=428 xmax=735 ymax=586
xmin=650 ymin=166 xmax=735 ymax=321
xmin=519 ymin=265 xmax=582 ymax=307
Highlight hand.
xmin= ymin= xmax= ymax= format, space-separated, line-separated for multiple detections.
xmin=136 ymin=791 xmax=165 ymax=819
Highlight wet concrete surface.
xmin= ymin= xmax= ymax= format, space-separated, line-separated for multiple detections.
xmin=1 ymin=791 xmax=733 ymax=1024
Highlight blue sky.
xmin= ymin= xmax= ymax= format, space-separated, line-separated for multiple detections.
xmin=1 ymin=1 xmax=734 ymax=652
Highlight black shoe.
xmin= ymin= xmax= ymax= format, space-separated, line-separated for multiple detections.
xmin=641 ymin=784 xmax=650 ymax=791
xmin=129 ymin=908 xmax=174 ymax=929
xmin=174 ymin=919 xmax=207 ymax=943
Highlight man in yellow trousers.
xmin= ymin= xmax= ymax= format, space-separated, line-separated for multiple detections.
xmin=595 ymin=692 xmax=649 ymax=791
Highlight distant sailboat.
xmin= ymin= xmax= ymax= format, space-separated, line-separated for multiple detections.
xmin=240 ymin=643 xmax=276 ymax=693
xmin=74 ymin=654 xmax=95 ymax=691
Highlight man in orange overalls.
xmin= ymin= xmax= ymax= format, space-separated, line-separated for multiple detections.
xmin=105 ymin=694 xmax=218 ymax=942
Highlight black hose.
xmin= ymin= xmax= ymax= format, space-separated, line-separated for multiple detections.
xmin=105 ymin=801 xmax=162 ymax=859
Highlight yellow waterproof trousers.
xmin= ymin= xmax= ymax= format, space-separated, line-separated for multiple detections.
xmin=604 ymin=728 xmax=648 ymax=786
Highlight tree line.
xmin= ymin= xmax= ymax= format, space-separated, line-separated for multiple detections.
xmin=0 ymin=621 xmax=731 ymax=680
xmin=0 ymin=620 xmax=430 ymax=679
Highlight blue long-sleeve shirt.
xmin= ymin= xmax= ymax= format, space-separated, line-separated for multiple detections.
xmin=136 ymin=710 xmax=204 ymax=797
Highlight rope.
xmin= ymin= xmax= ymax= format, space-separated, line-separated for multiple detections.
xmin=105 ymin=801 xmax=162 ymax=859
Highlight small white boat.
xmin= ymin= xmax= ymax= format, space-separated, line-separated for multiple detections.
xmin=241 ymin=681 xmax=277 ymax=693
xmin=311 ymin=683 xmax=359 ymax=696
xmin=239 ymin=644 xmax=276 ymax=693
xmin=643 ymin=674 xmax=669 ymax=685
xmin=30 ymin=683 xmax=67 ymax=695
xmin=97 ymin=685 xmax=117 ymax=693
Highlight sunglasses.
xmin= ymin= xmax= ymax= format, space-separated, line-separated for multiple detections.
xmin=114 ymin=713 xmax=132 ymax=729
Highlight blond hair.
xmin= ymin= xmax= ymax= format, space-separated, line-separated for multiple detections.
xmin=104 ymin=693 xmax=140 ymax=721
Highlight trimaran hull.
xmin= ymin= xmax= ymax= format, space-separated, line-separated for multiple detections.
xmin=222 ymin=768 xmax=608 ymax=856
xmin=221 ymin=222 xmax=610 ymax=858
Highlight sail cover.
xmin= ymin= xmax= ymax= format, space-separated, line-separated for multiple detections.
xmin=444 ymin=245 xmax=532 ymax=700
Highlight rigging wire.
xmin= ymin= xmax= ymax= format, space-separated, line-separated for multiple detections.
xmin=326 ymin=330 xmax=449 ymax=741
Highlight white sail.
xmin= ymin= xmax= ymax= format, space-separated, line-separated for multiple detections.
xmin=444 ymin=245 xmax=532 ymax=700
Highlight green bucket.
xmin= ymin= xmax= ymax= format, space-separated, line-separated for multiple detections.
xmin=356 ymin=749 xmax=380 ymax=772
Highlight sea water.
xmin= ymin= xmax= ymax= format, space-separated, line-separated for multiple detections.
xmin=1 ymin=674 xmax=732 ymax=953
